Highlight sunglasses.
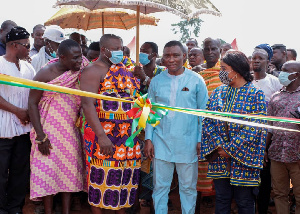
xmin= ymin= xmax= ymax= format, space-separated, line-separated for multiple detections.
xmin=14 ymin=42 xmax=30 ymax=50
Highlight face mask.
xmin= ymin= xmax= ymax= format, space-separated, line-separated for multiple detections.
xmin=50 ymin=51 xmax=56 ymax=58
xmin=278 ymin=71 xmax=298 ymax=86
xmin=139 ymin=52 xmax=151 ymax=65
xmin=47 ymin=41 xmax=57 ymax=58
xmin=219 ymin=69 xmax=234 ymax=85
xmin=106 ymin=48 xmax=123 ymax=64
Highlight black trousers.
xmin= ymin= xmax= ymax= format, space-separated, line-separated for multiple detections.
xmin=257 ymin=162 xmax=272 ymax=214
xmin=0 ymin=134 xmax=31 ymax=214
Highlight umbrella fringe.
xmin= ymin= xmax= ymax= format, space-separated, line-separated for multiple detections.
xmin=55 ymin=0 xmax=221 ymax=19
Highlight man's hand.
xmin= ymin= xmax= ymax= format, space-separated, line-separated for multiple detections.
xmin=263 ymin=151 xmax=269 ymax=168
xmin=15 ymin=108 xmax=30 ymax=125
xmin=144 ymin=139 xmax=154 ymax=160
xmin=97 ymin=134 xmax=115 ymax=156
xmin=217 ymin=147 xmax=230 ymax=158
xmin=133 ymin=66 xmax=146 ymax=82
xmin=38 ymin=138 xmax=53 ymax=156
xmin=197 ymin=142 xmax=201 ymax=156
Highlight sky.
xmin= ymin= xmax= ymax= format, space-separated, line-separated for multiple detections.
xmin=1 ymin=0 xmax=300 ymax=57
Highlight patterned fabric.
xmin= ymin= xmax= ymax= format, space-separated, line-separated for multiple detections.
xmin=201 ymin=82 xmax=267 ymax=186
xmin=198 ymin=61 xmax=222 ymax=97
xmin=267 ymin=86 xmax=300 ymax=163
xmin=122 ymin=56 xmax=136 ymax=72
xmin=30 ymin=57 xmax=89 ymax=200
xmin=184 ymin=60 xmax=192 ymax=69
xmin=139 ymin=65 xmax=165 ymax=95
xmin=82 ymin=63 xmax=141 ymax=210
xmin=197 ymin=61 xmax=222 ymax=193
xmin=196 ymin=162 xmax=215 ymax=195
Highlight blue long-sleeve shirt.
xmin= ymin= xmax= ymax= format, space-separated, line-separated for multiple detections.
xmin=145 ymin=68 xmax=208 ymax=163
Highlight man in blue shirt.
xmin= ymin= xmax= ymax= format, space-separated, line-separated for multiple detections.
xmin=145 ymin=40 xmax=208 ymax=213
xmin=0 ymin=20 xmax=17 ymax=56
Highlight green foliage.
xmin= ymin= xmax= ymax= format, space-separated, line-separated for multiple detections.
xmin=171 ymin=18 xmax=203 ymax=43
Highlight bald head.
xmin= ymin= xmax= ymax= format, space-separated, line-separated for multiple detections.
xmin=188 ymin=47 xmax=204 ymax=67
xmin=0 ymin=20 xmax=17 ymax=44
xmin=282 ymin=61 xmax=300 ymax=73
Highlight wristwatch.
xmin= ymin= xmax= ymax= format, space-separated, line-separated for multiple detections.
xmin=143 ymin=76 xmax=150 ymax=85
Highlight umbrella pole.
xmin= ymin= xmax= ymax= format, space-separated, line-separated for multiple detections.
xmin=136 ymin=5 xmax=140 ymax=64
xmin=102 ymin=12 xmax=104 ymax=35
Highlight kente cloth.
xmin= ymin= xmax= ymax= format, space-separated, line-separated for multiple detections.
xmin=197 ymin=61 xmax=222 ymax=193
xmin=121 ymin=56 xmax=136 ymax=72
xmin=198 ymin=61 xmax=222 ymax=97
xmin=184 ymin=60 xmax=192 ymax=70
xmin=82 ymin=63 xmax=141 ymax=210
xmin=196 ymin=162 xmax=215 ymax=195
xmin=201 ymin=82 xmax=267 ymax=187
xmin=30 ymin=58 xmax=89 ymax=200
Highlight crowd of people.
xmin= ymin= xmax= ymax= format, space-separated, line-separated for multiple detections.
xmin=0 ymin=19 xmax=299 ymax=214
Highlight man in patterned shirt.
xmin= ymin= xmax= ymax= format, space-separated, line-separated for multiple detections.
xmin=267 ymin=61 xmax=300 ymax=214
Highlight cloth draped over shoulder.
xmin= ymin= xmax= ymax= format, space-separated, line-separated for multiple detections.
xmin=201 ymin=82 xmax=267 ymax=187
xmin=198 ymin=61 xmax=222 ymax=97
xmin=82 ymin=62 xmax=141 ymax=210
xmin=30 ymin=57 xmax=90 ymax=200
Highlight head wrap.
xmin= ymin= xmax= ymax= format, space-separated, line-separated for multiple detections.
xmin=255 ymin=44 xmax=273 ymax=61
xmin=6 ymin=26 xmax=30 ymax=43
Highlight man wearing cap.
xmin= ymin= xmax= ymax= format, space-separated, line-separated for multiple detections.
xmin=252 ymin=44 xmax=282 ymax=214
xmin=0 ymin=20 xmax=17 ymax=56
xmin=0 ymin=26 xmax=35 ymax=214
xmin=270 ymin=44 xmax=287 ymax=77
xmin=31 ymin=25 xmax=65 ymax=72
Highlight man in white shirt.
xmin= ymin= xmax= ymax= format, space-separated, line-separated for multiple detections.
xmin=29 ymin=24 xmax=45 ymax=57
xmin=252 ymin=45 xmax=282 ymax=214
xmin=31 ymin=25 xmax=65 ymax=72
xmin=0 ymin=26 xmax=35 ymax=214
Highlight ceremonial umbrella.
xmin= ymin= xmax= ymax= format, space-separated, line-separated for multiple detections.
xmin=45 ymin=7 xmax=159 ymax=34
xmin=55 ymin=0 xmax=221 ymax=63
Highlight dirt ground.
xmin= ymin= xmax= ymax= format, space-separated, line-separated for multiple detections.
xmin=23 ymin=186 xmax=279 ymax=214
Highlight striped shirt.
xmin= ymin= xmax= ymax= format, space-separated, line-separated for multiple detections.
xmin=198 ymin=61 xmax=222 ymax=97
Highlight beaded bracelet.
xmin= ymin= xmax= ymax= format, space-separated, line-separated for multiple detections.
xmin=35 ymin=134 xmax=48 ymax=145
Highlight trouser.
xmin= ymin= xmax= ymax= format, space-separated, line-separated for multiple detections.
xmin=0 ymin=134 xmax=31 ymax=214
xmin=257 ymin=162 xmax=272 ymax=214
xmin=152 ymin=158 xmax=197 ymax=214
xmin=214 ymin=178 xmax=255 ymax=214
xmin=270 ymin=160 xmax=300 ymax=214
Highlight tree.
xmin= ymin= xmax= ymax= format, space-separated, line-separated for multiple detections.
xmin=171 ymin=18 xmax=203 ymax=43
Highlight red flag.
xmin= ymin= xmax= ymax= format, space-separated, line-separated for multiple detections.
xmin=231 ymin=38 xmax=238 ymax=50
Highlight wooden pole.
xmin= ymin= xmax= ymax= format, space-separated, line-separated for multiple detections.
xmin=102 ymin=12 xmax=104 ymax=35
xmin=136 ymin=5 xmax=140 ymax=64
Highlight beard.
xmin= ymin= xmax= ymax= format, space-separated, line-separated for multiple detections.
xmin=253 ymin=67 xmax=262 ymax=72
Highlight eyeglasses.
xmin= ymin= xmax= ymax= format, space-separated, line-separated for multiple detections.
xmin=14 ymin=42 xmax=30 ymax=50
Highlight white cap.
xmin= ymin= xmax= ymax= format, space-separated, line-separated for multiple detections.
xmin=43 ymin=25 xmax=65 ymax=43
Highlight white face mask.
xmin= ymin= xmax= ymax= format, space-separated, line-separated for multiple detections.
xmin=278 ymin=71 xmax=298 ymax=86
